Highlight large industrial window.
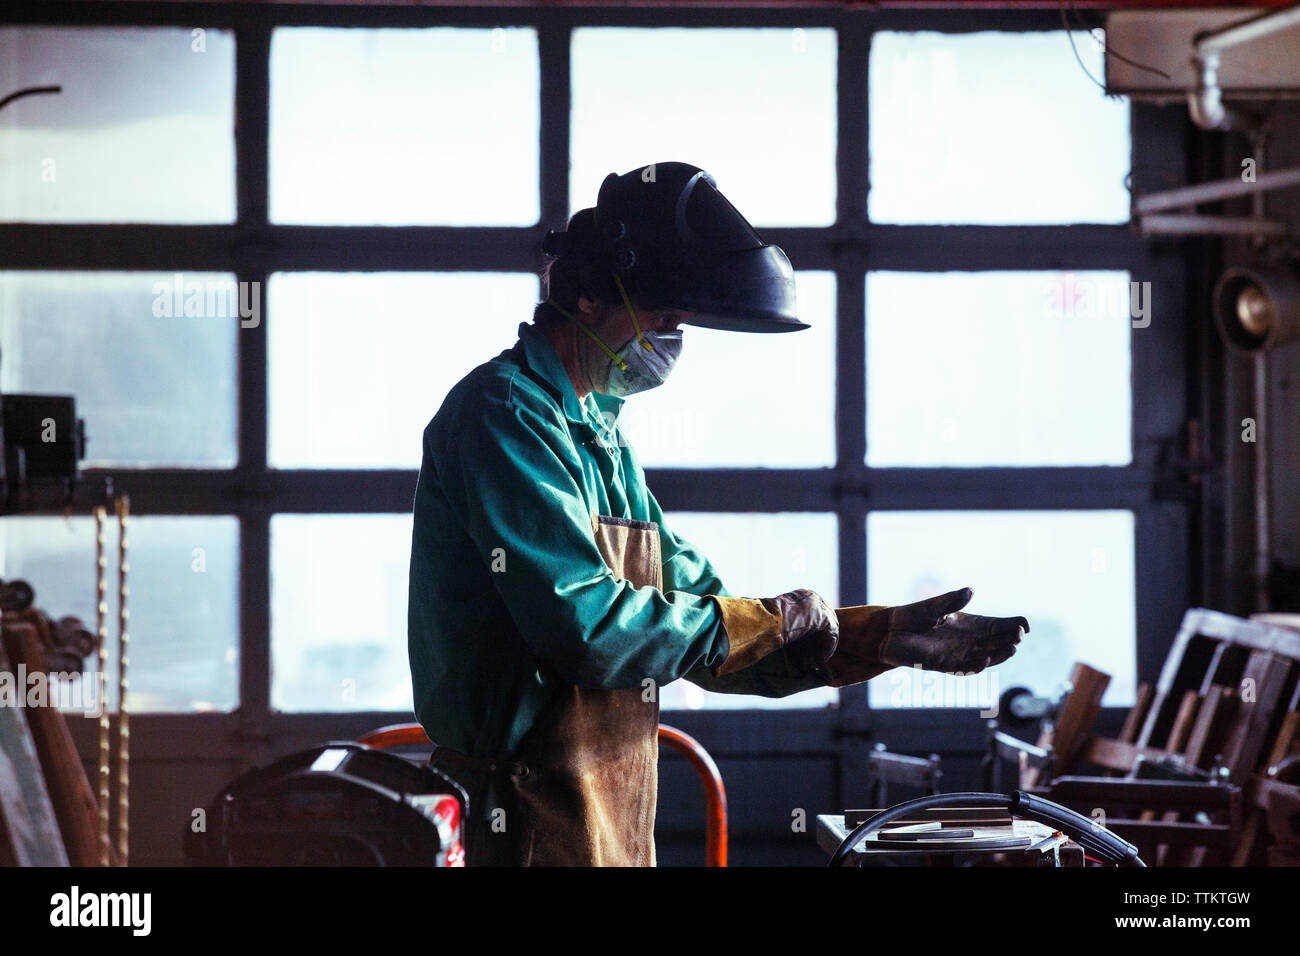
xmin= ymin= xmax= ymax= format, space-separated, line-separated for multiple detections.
xmin=1 ymin=8 xmax=1183 ymax=741
xmin=0 ymin=26 xmax=237 ymax=222
xmin=268 ymin=27 xmax=540 ymax=226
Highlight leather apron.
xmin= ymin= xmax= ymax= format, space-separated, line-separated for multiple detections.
xmin=510 ymin=514 xmax=663 ymax=866
xmin=434 ymin=514 xmax=663 ymax=867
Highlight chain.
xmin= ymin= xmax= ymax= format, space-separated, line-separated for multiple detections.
xmin=116 ymin=495 xmax=130 ymax=866
xmin=94 ymin=505 xmax=111 ymax=867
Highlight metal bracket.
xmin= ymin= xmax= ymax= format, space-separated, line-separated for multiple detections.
xmin=1134 ymin=165 xmax=1300 ymax=238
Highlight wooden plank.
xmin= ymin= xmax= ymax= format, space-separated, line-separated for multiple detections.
xmin=1103 ymin=819 xmax=1234 ymax=849
xmin=1177 ymin=654 xmax=1289 ymax=866
xmin=1166 ymin=690 xmax=1202 ymax=755
xmin=1182 ymin=686 xmax=1235 ymax=769
xmin=1219 ymin=653 xmax=1293 ymax=784
xmin=1119 ymin=684 xmax=1154 ymax=744
xmin=1185 ymin=655 xmax=1284 ymax=863
xmin=1082 ymin=736 xmax=1165 ymax=772
xmin=1034 ymin=777 xmax=1233 ymax=810
xmin=1136 ymin=611 xmax=1204 ymax=749
xmin=1029 ymin=662 xmax=1109 ymax=786
xmin=1190 ymin=609 xmax=1300 ymax=660
xmin=1153 ymin=688 xmax=1230 ymax=863
xmin=2 ymin=618 xmax=105 ymax=866
xmin=1231 ymin=683 xmax=1300 ymax=866
xmin=1136 ymin=691 xmax=1200 ymax=825
xmin=0 ymin=636 xmax=70 ymax=866
xmin=1264 ymin=783 xmax=1300 ymax=866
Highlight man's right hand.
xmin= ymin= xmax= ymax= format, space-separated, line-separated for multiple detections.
xmin=879 ymin=587 xmax=1028 ymax=673
xmin=819 ymin=587 xmax=1029 ymax=687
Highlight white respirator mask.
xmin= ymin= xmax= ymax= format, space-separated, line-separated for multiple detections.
xmin=546 ymin=274 xmax=683 ymax=398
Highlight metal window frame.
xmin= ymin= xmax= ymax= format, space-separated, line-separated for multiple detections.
xmin=2 ymin=5 xmax=1192 ymax=801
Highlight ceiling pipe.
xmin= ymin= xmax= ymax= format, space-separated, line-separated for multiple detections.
xmin=1188 ymin=3 xmax=1300 ymax=131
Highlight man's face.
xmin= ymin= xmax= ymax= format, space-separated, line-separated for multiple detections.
xmin=576 ymin=295 xmax=693 ymax=349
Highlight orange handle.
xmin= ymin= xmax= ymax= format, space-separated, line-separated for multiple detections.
xmin=357 ymin=723 xmax=432 ymax=749
xmin=658 ymin=724 xmax=728 ymax=867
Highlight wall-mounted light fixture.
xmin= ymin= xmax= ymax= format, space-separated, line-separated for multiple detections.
xmin=1214 ymin=258 xmax=1300 ymax=353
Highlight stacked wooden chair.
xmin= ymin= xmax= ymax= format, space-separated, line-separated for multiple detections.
xmin=987 ymin=608 xmax=1300 ymax=865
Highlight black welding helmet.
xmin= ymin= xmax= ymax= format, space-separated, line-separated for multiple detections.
xmin=542 ymin=162 xmax=806 ymax=333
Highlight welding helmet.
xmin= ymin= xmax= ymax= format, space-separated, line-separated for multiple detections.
xmin=541 ymin=162 xmax=806 ymax=333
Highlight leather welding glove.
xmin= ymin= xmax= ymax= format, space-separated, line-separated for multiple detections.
xmin=818 ymin=604 xmax=895 ymax=688
xmin=820 ymin=588 xmax=1028 ymax=687
xmin=708 ymin=589 xmax=839 ymax=677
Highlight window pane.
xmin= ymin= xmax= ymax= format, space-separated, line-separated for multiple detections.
xmin=0 ymin=272 xmax=239 ymax=467
xmin=866 ymin=271 xmax=1132 ymax=466
xmin=271 ymin=515 xmax=413 ymax=712
xmin=659 ymin=512 xmax=838 ymax=711
xmin=869 ymin=31 xmax=1130 ymax=224
xmin=0 ymin=27 xmax=235 ymax=223
xmin=268 ymin=272 xmax=539 ymax=469
xmin=571 ymin=27 xmax=836 ymax=225
xmin=270 ymin=28 xmax=539 ymax=225
xmin=0 ymin=516 xmax=239 ymax=712
xmin=866 ymin=510 xmax=1136 ymax=708
xmin=619 ymin=272 xmax=834 ymax=467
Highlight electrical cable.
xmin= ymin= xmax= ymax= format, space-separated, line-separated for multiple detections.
xmin=1065 ymin=1 xmax=1172 ymax=81
xmin=0 ymin=85 xmax=61 ymax=113
xmin=1060 ymin=2 xmax=1108 ymax=94
xmin=1059 ymin=1 xmax=1171 ymax=100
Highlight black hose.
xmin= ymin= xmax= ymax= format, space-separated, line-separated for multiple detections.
xmin=0 ymin=86 xmax=62 ymax=113
xmin=828 ymin=790 xmax=1144 ymax=867
xmin=1012 ymin=790 xmax=1144 ymax=867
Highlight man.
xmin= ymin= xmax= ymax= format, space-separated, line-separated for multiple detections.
xmin=408 ymin=162 xmax=1029 ymax=866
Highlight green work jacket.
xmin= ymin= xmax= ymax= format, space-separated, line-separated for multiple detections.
xmin=408 ymin=321 xmax=822 ymax=758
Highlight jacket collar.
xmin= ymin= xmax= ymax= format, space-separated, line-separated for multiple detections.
xmin=517 ymin=321 xmax=625 ymax=431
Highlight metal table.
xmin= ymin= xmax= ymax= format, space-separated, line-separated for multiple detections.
xmin=816 ymin=814 xmax=1085 ymax=866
